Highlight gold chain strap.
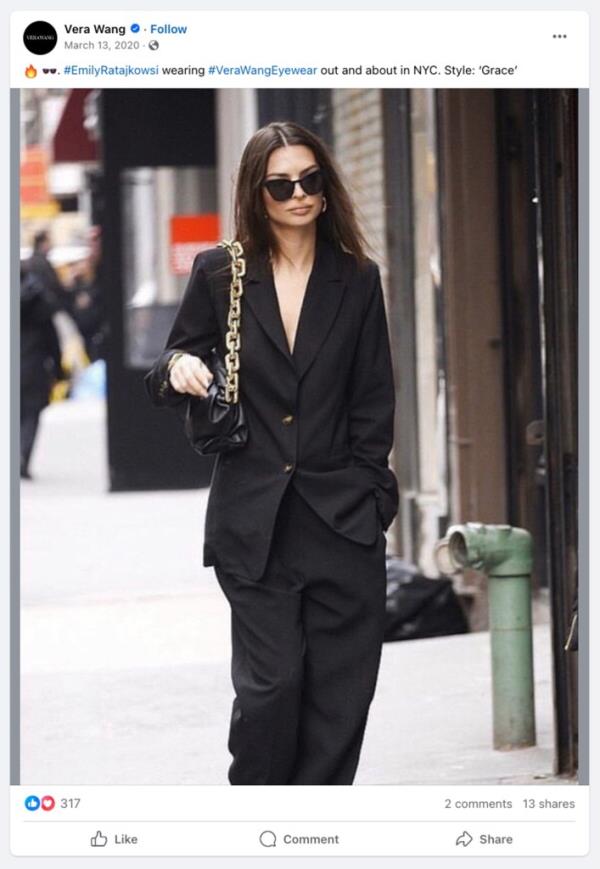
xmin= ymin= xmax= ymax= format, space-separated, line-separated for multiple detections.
xmin=217 ymin=239 xmax=246 ymax=404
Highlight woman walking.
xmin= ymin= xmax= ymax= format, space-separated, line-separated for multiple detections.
xmin=145 ymin=121 xmax=399 ymax=785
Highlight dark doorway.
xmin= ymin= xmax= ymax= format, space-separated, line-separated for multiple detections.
xmin=101 ymin=90 xmax=217 ymax=491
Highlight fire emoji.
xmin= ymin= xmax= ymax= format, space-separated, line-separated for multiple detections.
xmin=25 ymin=65 xmax=37 ymax=79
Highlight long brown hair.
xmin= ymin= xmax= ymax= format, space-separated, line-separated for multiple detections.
xmin=233 ymin=121 xmax=373 ymax=267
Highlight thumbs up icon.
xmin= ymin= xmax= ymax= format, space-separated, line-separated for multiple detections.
xmin=90 ymin=831 xmax=108 ymax=847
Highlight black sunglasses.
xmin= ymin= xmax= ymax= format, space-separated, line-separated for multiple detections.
xmin=262 ymin=168 xmax=324 ymax=202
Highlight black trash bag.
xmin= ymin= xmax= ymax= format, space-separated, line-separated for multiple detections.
xmin=384 ymin=556 xmax=469 ymax=643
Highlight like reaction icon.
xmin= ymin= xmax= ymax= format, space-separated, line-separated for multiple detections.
xmin=91 ymin=831 xmax=108 ymax=847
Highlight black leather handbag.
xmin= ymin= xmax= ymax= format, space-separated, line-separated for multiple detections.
xmin=180 ymin=239 xmax=249 ymax=456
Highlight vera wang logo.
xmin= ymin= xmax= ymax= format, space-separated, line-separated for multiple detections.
xmin=23 ymin=21 xmax=57 ymax=56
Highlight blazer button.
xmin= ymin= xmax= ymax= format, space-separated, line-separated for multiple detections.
xmin=281 ymin=414 xmax=294 ymax=425
xmin=283 ymin=463 xmax=294 ymax=473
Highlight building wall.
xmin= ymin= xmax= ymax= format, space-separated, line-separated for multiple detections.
xmin=331 ymin=89 xmax=387 ymax=269
xmin=331 ymin=88 xmax=399 ymax=553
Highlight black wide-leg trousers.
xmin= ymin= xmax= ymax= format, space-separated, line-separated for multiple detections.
xmin=214 ymin=482 xmax=388 ymax=785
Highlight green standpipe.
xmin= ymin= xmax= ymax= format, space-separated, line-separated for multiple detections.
xmin=436 ymin=523 xmax=536 ymax=750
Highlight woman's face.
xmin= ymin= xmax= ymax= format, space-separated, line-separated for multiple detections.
xmin=262 ymin=144 xmax=324 ymax=230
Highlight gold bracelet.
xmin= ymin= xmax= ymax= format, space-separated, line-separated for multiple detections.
xmin=167 ymin=351 xmax=185 ymax=373
xmin=158 ymin=352 xmax=185 ymax=398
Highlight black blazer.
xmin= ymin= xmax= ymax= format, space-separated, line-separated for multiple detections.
xmin=144 ymin=234 xmax=399 ymax=581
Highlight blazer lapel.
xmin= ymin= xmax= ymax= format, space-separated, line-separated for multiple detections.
xmin=243 ymin=251 xmax=295 ymax=371
xmin=243 ymin=236 xmax=347 ymax=381
xmin=292 ymin=236 xmax=347 ymax=380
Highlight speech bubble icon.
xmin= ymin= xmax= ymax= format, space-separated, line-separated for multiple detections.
xmin=259 ymin=830 xmax=277 ymax=847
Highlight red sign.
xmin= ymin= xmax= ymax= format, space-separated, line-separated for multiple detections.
xmin=20 ymin=146 xmax=50 ymax=204
xmin=170 ymin=214 xmax=220 ymax=276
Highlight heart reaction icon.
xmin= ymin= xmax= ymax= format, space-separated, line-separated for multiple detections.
xmin=41 ymin=795 xmax=55 ymax=811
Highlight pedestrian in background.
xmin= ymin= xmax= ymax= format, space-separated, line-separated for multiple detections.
xmin=63 ymin=227 xmax=108 ymax=364
xmin=25 ymin=229 xmax=68 ymax=310
xmin=19 ymin=261 xmax=65 ymax=479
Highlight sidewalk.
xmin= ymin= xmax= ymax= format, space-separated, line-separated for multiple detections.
xmin=20 ymin=397 xmax=568 ymax=786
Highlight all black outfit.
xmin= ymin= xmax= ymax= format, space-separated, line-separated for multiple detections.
xmin=145 ymin=234 xmax=399 ymax=784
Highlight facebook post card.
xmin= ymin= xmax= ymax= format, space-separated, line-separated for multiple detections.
xmin=6 ymin=4 xmax=592 ymax=864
